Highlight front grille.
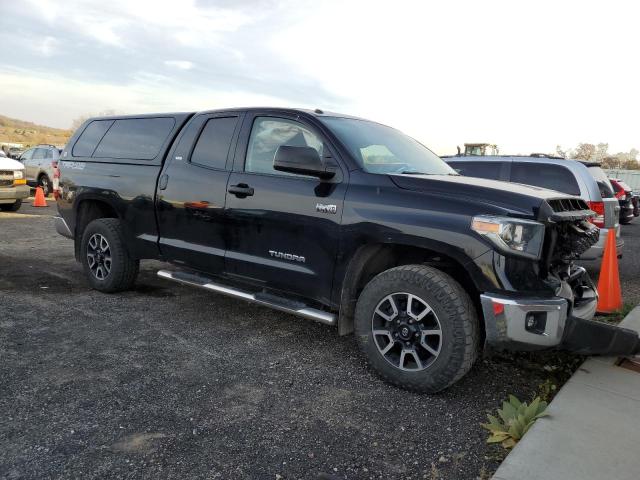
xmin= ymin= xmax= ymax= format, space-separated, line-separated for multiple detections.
xmin=0 ymin=171 xmax=14 ymax=188
xmin=548 ymin=198 xmax=590 ymax=213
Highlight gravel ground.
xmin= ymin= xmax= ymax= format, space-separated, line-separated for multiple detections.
xmin=0 ymin=200 xmax=638 ymax=480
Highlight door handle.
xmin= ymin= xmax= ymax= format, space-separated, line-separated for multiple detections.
xmin=228 ymin=183 xmax=254 ymax=198
xmin=159 ymin=174 xmax=169 ymax=190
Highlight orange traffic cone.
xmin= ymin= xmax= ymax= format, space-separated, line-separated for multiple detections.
xmin=596 ymin=228 xmax=623 ymax=313
xmin=33 ymin=186 xmax=48 ymax=207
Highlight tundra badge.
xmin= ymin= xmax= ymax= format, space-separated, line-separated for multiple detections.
xmin=269 ymin=250 xmax=306 ymax=263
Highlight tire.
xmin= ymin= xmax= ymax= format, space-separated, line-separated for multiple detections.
xmin=80 ymin=218 xmax=139 ymax=293
xmin=355 ymin=265 xmax=479 ymax=393
xmin=38 ymin=174 xmax=51 ymax=196
xmin=0 ymin=200 xmax=22 ymax=212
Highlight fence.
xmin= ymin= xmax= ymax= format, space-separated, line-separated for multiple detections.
xmin=604 ymin=169 xmax=640 ymax=191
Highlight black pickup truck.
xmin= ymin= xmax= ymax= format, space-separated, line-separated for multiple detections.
xmin=54 ymin=108 xmax=640 ymax=392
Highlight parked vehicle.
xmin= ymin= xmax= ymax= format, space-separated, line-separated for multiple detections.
xmin=456 ymin=143 xmax=499 ymax=156
xmin=443 ymin=155 xmax=623 ymax=260
xmin=18 ymin=144 xmax=61 ymax=196
xmin=54 ymin=109 xmax=640 ymax=392
xmin=0 ymin=155 xmax=29 ymax=211
xmin=9 ymin=147 xmax=24 ymax=159
xmin=609 ymin=179 xmax=635 ymax=224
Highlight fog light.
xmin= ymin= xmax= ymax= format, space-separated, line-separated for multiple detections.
xmin=525 ymin=312 xmax=547 ymax=335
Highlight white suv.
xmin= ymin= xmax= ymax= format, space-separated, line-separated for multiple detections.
xmin=0 ymin=152 xmax=29 ymax=211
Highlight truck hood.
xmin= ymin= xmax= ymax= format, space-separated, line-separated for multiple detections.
xmin=389 ymin=173 xmax=581 ymax=220
xmin=0 ymin=157 xmax=24 ymax=170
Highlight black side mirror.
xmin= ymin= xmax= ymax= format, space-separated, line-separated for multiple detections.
xmin=273 ymin=145 xmax=335 ymax=179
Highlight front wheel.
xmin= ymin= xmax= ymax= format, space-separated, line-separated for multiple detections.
xmin=81 ymin=218 xmax=139 ymax=292
xmin=355 ymin=265 xmax=479 ymax=393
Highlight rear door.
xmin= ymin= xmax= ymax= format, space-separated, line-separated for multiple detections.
xmin=223 ymin=112 xmax=347 ymax=305
xmin=156 ymin=112 xmax=243 ymax=273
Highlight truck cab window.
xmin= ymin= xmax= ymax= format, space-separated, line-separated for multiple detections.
xmin=245 ymin=117 xmax=323 ymax=176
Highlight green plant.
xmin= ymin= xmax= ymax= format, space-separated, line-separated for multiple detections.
xmin=481 ymin=395 xmax=549 ymax=449
xmin=537 ymin=378 xmax=557 ymax=402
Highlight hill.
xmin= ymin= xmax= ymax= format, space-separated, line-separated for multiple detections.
xmin=0 ymin=114 xmax=72 ymax=149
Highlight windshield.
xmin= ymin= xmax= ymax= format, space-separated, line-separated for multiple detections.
xmin=321 ymin=117 xmax=456 ymax=175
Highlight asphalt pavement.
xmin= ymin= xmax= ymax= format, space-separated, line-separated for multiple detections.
xmin=0 ymin=200 xmax=638 ymax=480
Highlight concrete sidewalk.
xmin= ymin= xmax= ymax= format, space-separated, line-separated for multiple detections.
xmin=493 ymin=308 xmax=640 ymax=480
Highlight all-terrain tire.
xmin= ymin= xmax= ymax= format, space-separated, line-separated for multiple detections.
xmin=0 ymin=200 xmax=22 ymax=212
xmin=355 ymin=264 xmax=479 ymax=393
xmin=81 ymin=218 xmax=139 ymax=293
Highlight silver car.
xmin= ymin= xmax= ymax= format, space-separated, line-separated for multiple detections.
xmin=444 ymin=155 xmax=622 ymax=260
xmin=18 ymin=144 xmax=61 ymax=196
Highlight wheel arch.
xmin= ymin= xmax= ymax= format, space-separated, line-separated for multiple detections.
xmin=73 ymin=198 xmax=120 ymax=261
xmin=337 ymin=242 xmax=484 ymax=337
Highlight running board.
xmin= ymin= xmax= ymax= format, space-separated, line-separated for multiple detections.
xmin=157 ymin=269 xmax=336 ymax=326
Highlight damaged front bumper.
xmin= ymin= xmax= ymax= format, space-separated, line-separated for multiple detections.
xmin=481 ymin=288 xmax=640 ymax=356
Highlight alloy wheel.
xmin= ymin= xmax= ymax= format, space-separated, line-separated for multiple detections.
xmin=86 ymin=233 xmax=112 ymax=280
xmin=371 ymin=292 xmax=442 ymax=371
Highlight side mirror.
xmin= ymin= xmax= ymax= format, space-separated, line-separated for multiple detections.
xmin=273 ymin=145 xmax=335 ymax=179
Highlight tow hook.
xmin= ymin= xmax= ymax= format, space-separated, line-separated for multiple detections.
xmin=561 ymin=316 xmax=640 ymax=356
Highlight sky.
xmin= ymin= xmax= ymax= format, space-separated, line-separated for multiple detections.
xmin=0 ymin=0 xmax=638 ymax=156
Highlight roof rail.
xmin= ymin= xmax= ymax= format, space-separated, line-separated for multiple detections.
xmin=530 ymin=153 xmax=565 ymax=159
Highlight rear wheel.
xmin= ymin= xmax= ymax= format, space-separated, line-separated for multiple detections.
xmin=81 ymin=218 xmax=139 ymax=292
xmin=355 ymin=265 xmax=479 ymax=393
xmin=0 ymin=200 xmax=22 ymax=212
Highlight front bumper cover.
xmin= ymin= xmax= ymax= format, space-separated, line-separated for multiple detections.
xmin=54 ymin=215 xmax=73 ymax=238
xmin=0 ymin=184 xmax=30 ymax=202
xmin=481 ymin=293 xmax=640 ymax=356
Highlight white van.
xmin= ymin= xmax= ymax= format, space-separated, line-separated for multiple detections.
xmin=0 ymin=152 xmax=30 ymax=211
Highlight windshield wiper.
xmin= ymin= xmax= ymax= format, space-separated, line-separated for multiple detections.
xmin=399 ymin=170 xmax=430 ymax=175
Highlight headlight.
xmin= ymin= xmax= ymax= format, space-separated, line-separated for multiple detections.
xmin=471 ymin=215 xmax=545 ymax=259
xmin=13 ymin=170 xmax=24 ymax=180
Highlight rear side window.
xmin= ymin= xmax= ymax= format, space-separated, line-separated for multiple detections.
xmin=449 ymin=161 xmax=502 ymax=180
xmin=44 ymin=149 xmax=53 ymax=159
xmin=93 ymin=118 xmax=175 ymax=160
xmin=587 ymin=166 xmax=614 ymax=198
xmin=511 ymin=162 xmax=580 ymax=196
xmin=72 ymin=120 xmax=114 ymax=157
xmin=190 ymin=116 xmax=238 ymax=170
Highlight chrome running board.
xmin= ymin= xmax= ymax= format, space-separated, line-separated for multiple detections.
xmin=157 ymin=269 xmax=336 ymax=326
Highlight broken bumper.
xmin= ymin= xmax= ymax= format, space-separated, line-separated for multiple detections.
xmin=481 ymin=292 xmax=640 ymax=356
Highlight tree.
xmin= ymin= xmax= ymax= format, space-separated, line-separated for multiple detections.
xmin=70 ymin=109 xmax=118 ymax=130
xmin=573 ymin=143 xmax=597 ymax=161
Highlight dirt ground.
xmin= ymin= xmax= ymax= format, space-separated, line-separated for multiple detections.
xmin=1 ymin=199 xmax=638 ymax=479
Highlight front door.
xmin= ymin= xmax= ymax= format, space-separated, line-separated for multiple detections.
xmin=224 ymin=113 xmax=347 ymax=305
xmin=156 ymin=112 xmax=243 ymax=274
